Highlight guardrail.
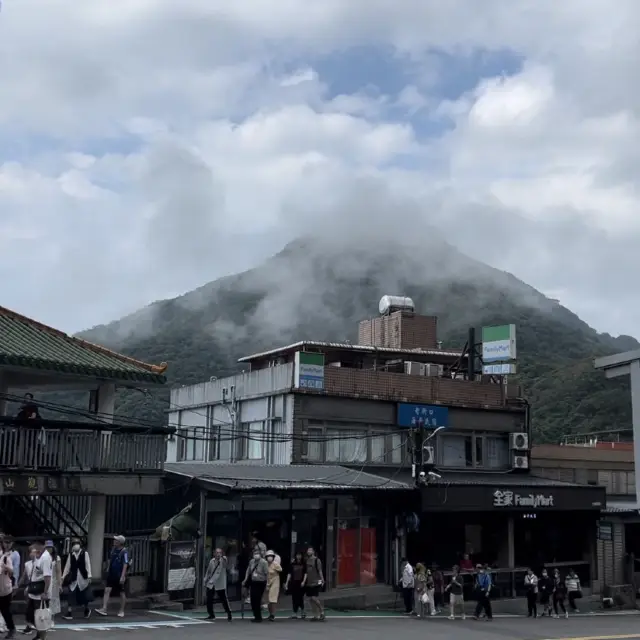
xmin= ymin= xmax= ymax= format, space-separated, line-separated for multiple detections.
xmin=0 ymin=423 xmax=167 ymax=472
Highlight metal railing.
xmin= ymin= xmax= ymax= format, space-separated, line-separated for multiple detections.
xmin=102 ymin=535 xmax=153 ymax=577
xmin=0 ymin=422 xmax=167 ymax=472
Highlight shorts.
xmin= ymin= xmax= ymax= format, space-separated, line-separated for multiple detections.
xmin=106 ymin=576 xmax=125 ymax=596
xmin=449 ymin=593 xmax=463 ymax=605
xmin=306 ymin=585 xmax=321 ymax=598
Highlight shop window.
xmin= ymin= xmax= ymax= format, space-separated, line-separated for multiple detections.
xmin=440 ymin=435 xmax=473 ymax=467
xmin=628 ymin=472 xmax=636 ymax=494
xmin=177 ymin=427 xmax=205 ymax=461
xmin=485 ymin=436 xmax=509 ymax=468
xmin=390 ymin=434 xmax=403 ymax=464
xmin=370 ymin=434 xmax=386 ymax=463
xmin=247 ymin=421 xmax=265 ymax=460
xmin=598 ymin=470 xmax=613 ymax=493
xmin=307 ymin=427 xmax=324 ymax=461
xmin=326 ymin=429 xmax=367 ymax=463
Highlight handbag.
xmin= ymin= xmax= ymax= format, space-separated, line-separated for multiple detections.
xmin=26 ymin=563 xmax=45 ymax=597
xmin=34 ymin=601 xmax=53 ymax=632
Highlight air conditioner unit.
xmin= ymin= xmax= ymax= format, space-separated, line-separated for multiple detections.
xmin=423 ymin=446 xmax=435 ymax=465
xmin=404 ymin=361 xmax=423 ymax=376
xmin=423 ymin=364 xmax=444 ymax=377
xmin=510 ymin=432 xmax=529 ymax=451
xmin=512 ymin=454 xmax=529 ymax=470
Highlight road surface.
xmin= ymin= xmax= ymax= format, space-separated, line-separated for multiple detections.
xmin=41 ymin=609 xmax=640 ymax=640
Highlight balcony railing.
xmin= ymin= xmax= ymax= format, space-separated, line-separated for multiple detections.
xmin=0 ymin=418 xmax=169 ymax=472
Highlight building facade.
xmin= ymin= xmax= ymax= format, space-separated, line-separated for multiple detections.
xmin=168 ymin=303 xmax=605 ymax=602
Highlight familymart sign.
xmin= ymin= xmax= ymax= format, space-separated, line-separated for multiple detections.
xmin=482 ymin=324 xmax=517 ymax=363
xmin=493 ymin=490 xmax=554 ymax=508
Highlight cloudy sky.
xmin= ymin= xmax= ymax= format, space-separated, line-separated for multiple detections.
xmin=0 ymin=0 xmax=637 ymax=337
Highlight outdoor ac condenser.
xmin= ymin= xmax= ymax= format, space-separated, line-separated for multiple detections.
xmin=512 ymin=454 xmax=529 ymax=470
xmin=510 ymin=432 xmax=529 ymax=450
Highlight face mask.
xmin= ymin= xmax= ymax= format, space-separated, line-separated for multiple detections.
xmin=253 ymin=554 xmax=260 ymax=560
xmin=72 ymin=545 xmax=81 ymax=553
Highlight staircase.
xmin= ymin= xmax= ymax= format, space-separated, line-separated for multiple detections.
xmin=0 ymin=495 xmax=87 ymax=538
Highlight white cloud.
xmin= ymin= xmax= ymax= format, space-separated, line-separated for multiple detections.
xmin=0 ymin=0 xmax=639 ymax=338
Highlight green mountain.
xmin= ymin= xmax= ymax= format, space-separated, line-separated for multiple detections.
xmin=79 ymin=237 xmax=634 ymax=443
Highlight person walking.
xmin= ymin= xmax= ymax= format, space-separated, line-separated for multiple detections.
xmin=95 ymin=535 xmax=129 ymax=618
xmin=432 ymin=565 xmax=444 ymax=614
xmin=425 ymin=569 xmax=436 ymax=616
xmin=61 ymin=539 xmax=92 ymax=620
xmin=23 ymin=543 xmax=52 ymax=640
xmin=553 ymin=568 xmax=568 ymax=618
xmin=0 ymin=538 xmax=16 ymax=638
xmin=265 ymin=551 xmax=281 ymax=622
xmin=43 ymin=543 xmax=61 ymax=621
xmin=203 ymin=548 xmax=232 ymax=622
xmin=565 ymin=568 xmax=582 ymax=613
xmin=302 ymin=547 xmax=325 ymax=622
xmin=413 ymin=564 xmax=427 ymax=618
xmin=284 ymin=552 xmax=306 ymax=619
xmin=445 ymin=565 xmax=465 ymax=620
xmin=524 ymin=568 xmax=538 ymax=618
xmin=473 ymin=564 xmax=492 ymax=621
xmin=242 ymin=549 xmax=268 ymax=623
xmin=538 ymin=568 xmax=553 ymax=617
xmin=398 ymin=558 xmax=414 ymax=615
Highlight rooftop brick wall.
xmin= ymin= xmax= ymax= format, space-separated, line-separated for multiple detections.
xmin=321 ymin=366 xmax=518 ymax=409
xmin=358 ymin=311 xmax=438 ymax=350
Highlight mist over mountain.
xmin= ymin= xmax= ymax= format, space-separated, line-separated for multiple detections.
xmin=80 ymin=236 xmax=635 ymax=443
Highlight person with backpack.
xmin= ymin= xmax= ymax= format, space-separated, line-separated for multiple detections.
xmin=473 ymin=564 xmax=493 ymax=621
xmin=95 ymin=535 xmax=129 ymax=618
xmin=302 ymin=547 xmax=325 ymax=621
xmin=61 ymin=539 xmax=93 ymax=620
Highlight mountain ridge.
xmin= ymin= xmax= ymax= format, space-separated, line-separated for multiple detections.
xmin=78 ymin=237 xmax=635 ymax=442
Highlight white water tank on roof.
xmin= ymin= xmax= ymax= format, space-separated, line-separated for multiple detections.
xmin=379 ymin=295 xmax=415 ymax=315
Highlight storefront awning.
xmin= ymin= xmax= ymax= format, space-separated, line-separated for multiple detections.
xmin=421 ymin=472 xmax=606 ymax=512
xmin=165 ymin=462 xmax=414 ymax=494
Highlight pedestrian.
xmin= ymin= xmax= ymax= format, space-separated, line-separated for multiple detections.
xmin=473 ymin=564 xmax=492 ymax=621
xmin=0 ymin=538 xmax=15 ymax=638
xmin=242 ymin=548 xmax=268 ymax=623
xmin=565 ymin=568 xmax=582 ymax=613
xmin=284 ymin=552 xmax=306 ymax=619
xmin=302 ymin=547 xmax=325 ymax=622
xmin=203 ymin=547 xmax=232 ymax=622
xmin=23 ymin=542 xmax=52 ymax=640
xmin=398 ymin=557 xmax=414 ymax=615
xmin=553 ymin=568 xmax=568 ymax=618
xmin=425 ymin=569 xmax=436 ymax=616
xmin=524 ymin=568 xmax=538 ymax=618
xmin=414 ymin=564 xmax=427 ymax=618
xmin=265 ymin=551 xmax=281 ymax=622
xmin=2 ymin=538 xmax=20 ymax=591
xmin=61 ymin=539 xmax=92 ymax=620
xmin=95 ymin=535 xmax=129 ymax=618
xmin=538 ymin=568 xmax=553 ymax=617
xmin=445 ymin=565 xmax=465 ymax=620
xmin=43 ymin=543 xmax=61 ymax=621
xmin=432 ymin=564 xmax=444 ymax=614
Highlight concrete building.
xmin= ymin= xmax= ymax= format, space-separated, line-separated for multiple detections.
xmin=0 ymin=304 xmax=171 ymax=577
xmin=167 ymin=300 xmax=605 ymax=604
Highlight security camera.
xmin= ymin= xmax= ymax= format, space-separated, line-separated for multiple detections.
xmin=418 ymin=471 xmax=426 ymax=478
xmin=428 ymin=471 xmax=442 ymax=479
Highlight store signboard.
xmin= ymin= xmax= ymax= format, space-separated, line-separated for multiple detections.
xmin=294 ymin=352 xmax=325 ymax=390
xmin=397 ymin=403 xmax=449 ymax=428
xmin=167 ymin=541 xmax=197 ymax=592
xmin=482 ymin=324 xmax=517 ymax=363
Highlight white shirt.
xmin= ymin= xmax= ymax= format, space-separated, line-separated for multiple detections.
xmin=26 ymin=551 xmax=53 ymax=601
xmin=401 ymin=563 xmax=415 ymax=588
xmin=62 ymin=550 xmax=92 ymax=592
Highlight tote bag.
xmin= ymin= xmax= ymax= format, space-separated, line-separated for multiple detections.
xmin=34 ymin=602 xmax=53 ymax=632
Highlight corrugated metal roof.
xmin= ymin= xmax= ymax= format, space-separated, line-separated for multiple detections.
xmin=429 ymin=472 xmax=588 ymax=488
xmin=165 ymin=462 xmax=413 ymax=492
xmin=603 ymin=500 xmax=639 ymax=514
xmin=238 ymin=340 xmax=462 ymax=363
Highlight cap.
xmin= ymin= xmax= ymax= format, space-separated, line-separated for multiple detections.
xmin=44 ymin=540 xmax=54 ymax=548
xmin=265 ymin=550 xmax=275 ymax=558
xmin=113 ymin=535 xmax=126 ymax=544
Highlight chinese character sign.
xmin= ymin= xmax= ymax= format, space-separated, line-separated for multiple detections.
xmin=493 ymin=490 xmax=554 ymax=508
xmin=397 ymin=403 xmax=449 ymax=428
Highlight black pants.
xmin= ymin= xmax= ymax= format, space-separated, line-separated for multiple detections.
xmin=474 ymin=593 xmax=492 ymax=619
xmin=553 ymin=593 xmax=566 ymax=615
xmin=434 ymin=591 xmax=443 ymax=609
xmin=0 ymin=594 xmax=15 ymax=631
xmin=568 ymin=591 xmax=580 ymax=611
xmin=290 ymin=582 xmax=305 ymax=613
xmin=402 ymin=587 xmax=413 ymax=613
xmin=526 ymin=592 xmax=537 ymax=617
xmin=206 ymin=588 xmax=231 ymax=619
xmin=249 ymin=582 xmax=266 ymax=621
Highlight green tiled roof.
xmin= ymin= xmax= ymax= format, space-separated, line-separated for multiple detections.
xmin=0 ymin=306 xmax=167 ymax=385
